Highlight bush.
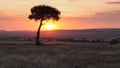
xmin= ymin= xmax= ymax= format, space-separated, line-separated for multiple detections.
xmin=110 ymin=38 xmax=119 ymax=44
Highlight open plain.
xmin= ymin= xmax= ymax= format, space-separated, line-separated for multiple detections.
xmin=0 ymin=41 xmax=120 ymax=68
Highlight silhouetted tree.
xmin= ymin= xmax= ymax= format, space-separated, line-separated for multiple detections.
xmin=28 ymin=5 xmax=60 ymax=45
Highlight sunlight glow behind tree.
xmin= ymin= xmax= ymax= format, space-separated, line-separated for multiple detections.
xmin=45 ymin=24 xmax=54 ymax=30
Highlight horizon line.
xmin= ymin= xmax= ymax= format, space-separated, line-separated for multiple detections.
xmin=0 ymin=28 xmax=120 ymax=32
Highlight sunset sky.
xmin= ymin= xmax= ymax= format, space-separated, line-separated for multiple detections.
xmin=0 ymin=0 xmax=120 ymax=31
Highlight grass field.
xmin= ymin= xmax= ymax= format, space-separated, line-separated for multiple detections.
xmin=0 ymin=41 xmax=120 ymax=68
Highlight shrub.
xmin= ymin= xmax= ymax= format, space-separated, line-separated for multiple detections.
xmin=110 ymin=38 xmax=119 ymax=44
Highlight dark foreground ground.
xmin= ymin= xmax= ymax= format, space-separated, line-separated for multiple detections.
xmin=0 ymin=41 xmax=120 ymax=68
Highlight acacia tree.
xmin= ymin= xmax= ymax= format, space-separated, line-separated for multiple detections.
xmin=28 ymin=5 xmax=60 ymax=45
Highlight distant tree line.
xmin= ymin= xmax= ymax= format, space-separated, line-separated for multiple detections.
xmin=0 ymin=36 xmax=34 ymax=41
xmin=78 ymin=38 xmax=120 ymax=44
xmin=0 ymin=36 xmax=119 ymax=44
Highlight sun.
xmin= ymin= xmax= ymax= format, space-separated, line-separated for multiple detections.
xmin=45 ymin=24 xmax=54 ymax=30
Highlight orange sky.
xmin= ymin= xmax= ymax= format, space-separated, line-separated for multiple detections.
xmin=0 ymin=0 xmax=120 ymax=31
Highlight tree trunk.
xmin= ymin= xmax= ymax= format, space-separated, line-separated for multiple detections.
xmin=35 ymin=19 xmax=43 ymax=45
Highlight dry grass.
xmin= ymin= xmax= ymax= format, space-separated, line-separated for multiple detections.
xmin=0 ymin=41 xmax=120 ymax=68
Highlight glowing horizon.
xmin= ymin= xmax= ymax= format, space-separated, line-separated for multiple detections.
xmin=0 ymin=0 xmax=120 ymax=31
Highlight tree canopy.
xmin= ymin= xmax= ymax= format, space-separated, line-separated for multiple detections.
xmin=28 ymin=5 xmax=61 ymax=21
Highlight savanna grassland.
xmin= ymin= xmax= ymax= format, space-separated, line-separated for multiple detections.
xmin=0 ymin=41 xmax=120 ymax=68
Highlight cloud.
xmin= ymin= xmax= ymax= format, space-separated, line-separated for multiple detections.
xmin=0 ymin=11 xmax=4 ymax=14
xmin=0 ymin=12 xmax=12 ymax=20
xmin=0 ymin=13 xmax=25 ymax=21
xmin=68 ymin=0 xmax=80 ymax=2
xmin=106 ymin=1 xmax=120 ymax=4
xmin=0 ymin=11 xmax=2 ymax=13
xmin=61 ymin=10 xmax=120 ymax=29
xmin=84 ymin=10 xmax=120 ymax=23
xmin=19 ymin=0 xmax=27 ymax=1
xmin=0 ymin=17 xmax=14 ymax=20
xmin=64 ymin=10 xmax=120 ymax=23
xmin=0 ymin=11 xmax=4 ymax=17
